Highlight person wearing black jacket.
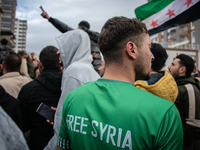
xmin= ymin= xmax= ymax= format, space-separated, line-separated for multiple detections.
xmin=18 ymin=46 xmax=62 ymax=150
xmin=168 ymin=54 xmax=200 ymax=149
xmin=0 ymin=85 xmax=23 ymax=131
xmin=40 ymin=7 xmax=102 ymax=74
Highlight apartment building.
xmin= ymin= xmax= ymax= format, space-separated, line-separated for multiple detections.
xmin=0 ymin=1 xmax=3 ymax=31
xmin=150 ymin=19 xmax=200 ymax=69
xmin=150 ymin=22 xmax=199 ymax=49
xmin=14 ymin=18 xmax=27 ymax=52
xmin=0 ymin=0 xmax=17 ymax=48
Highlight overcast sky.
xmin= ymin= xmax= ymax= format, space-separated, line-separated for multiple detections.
xmin=16 ymin=0 xmax=148 ymax=55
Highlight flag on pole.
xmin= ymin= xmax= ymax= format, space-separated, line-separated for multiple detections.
xmin=135 ymin=0 xmax=200 ymax=35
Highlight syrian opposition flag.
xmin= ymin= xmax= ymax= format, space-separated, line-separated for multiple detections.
xmin=135 ymin=0 xmax=200 ymax=35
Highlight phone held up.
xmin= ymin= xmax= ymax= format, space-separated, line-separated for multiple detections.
xmin=36 ymin=102 xmax=55 ymax=122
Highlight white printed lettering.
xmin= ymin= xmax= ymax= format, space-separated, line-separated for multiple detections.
xmin=100 ymin=123 xmax=108 ymax=141
xmin=66 ymin=115 xmax=74 ymax=130
xmin=106 ymin=125 xmax=116 ymax=146
xmin=80 ymin=117 xmax=88 ymax=134
xmin=73 ymin=116 xmax=81 ymax=132
xmin=122 ymin=130 xmax=132 ymax=150
xmin=117 ymin=128 xmax=122 ymax=147
xmin=91 ymin=120 xmax=98 ymax=137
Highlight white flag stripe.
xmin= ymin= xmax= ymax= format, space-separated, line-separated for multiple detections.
xmin=143 ymin=0 xmax=200 ymax=30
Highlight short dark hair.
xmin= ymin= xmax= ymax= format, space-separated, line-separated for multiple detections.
xmin=98 ymin=16 xmax=148 ymax=66
xmin=17 ymin=50 xmax=26 ymax=56
xmin=78 ymin=21 xmax=90 ymax=29
xmin=151 ymin=43 xmax=168 ymax=72
xmin=1 ymin=38 xmax=8 ymax=45
xmin=176 ymin=54 xmax=195 ymax=77
xmin=39 ymin=46 xmax=60 ymax=69
xmin=4 ymin=51 xmax=22 ymax=72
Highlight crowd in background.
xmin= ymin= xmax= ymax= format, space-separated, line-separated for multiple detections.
xmin=0 ymin=10 xmax=199 ymax=150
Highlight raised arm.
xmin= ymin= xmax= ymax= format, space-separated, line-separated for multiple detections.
xmin=40 ymin=6 xmax=73 ymax=33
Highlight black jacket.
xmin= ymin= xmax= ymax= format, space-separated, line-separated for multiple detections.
xmin=48 ymin=17 xmax=102 ymax=73
xmin=18 ymin=69 xmax=62 ymax=150
xmin=0 ymin=85 xmax=23 ymax=130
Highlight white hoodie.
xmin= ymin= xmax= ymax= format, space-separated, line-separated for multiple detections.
xmin=45 ymin=29 xmax=100 ymax=150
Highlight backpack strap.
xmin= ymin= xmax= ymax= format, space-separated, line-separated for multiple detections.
xmin=184 ymin=84 xmax=200 ymax=127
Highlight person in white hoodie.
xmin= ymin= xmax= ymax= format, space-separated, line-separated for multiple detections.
xmin=44 ymin=29 xmax=100 ymax=150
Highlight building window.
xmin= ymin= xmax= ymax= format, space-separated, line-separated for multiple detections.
xmin=19 ymin=35 xmax=25 ymax=37
xmin=3 ymin=1 xmax=12 ymax=5
xmin=19 ymin=31 xmax=26 ymax=34
xmin=2 ymin=24 xmax=11 ymax=28
xmin=170 ymin=29 xmax=176 ymax=36
xmin=2 ymin=14 xmax=11 ymax=18
xmin=193 ymin=32 xmax=195 ymax=37
xmin=2 ymin=18 xmax=11 ymax=21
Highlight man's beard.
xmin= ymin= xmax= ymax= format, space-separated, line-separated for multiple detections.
xmin=134 ymin=57 xmax=151 ymax=81
xmin=135 ymin=68 xmax=151 ymax=81
xmin=170 ymin=69 xmax=180 ymax=79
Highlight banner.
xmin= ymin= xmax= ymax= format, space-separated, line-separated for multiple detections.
xmin=135 ymin=0 xmax=200 ymax=35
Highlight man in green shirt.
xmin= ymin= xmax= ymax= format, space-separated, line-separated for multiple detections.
xmin=57 ymin=16 xmax=183 ymax=150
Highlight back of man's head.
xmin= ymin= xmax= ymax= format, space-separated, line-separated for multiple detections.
xmin=17 ymin=51 xmax=27 ymax=57
xmin=176 ymin=54 xmax=195 ymax=77
xmin=78 ymin=21 xmax=90 ymax=29
xmin=1 ymin=38 xmax=8 ymax=45
xmin=151 ymin=43 xmax=168 ymax=72
xmin=4 ymin=51 xmax=21 ymax=72
xmin=39 ymin=46 xmax=60 ymax=70
xmin=98 ymin=16 xmax=147 ymax=66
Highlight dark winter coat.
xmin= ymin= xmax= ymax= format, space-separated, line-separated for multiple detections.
xmin=175 ymin=76 xmax=200 ymax=127
xmin=18 ymin=68 xmax=62 ymax=150
xmin=0 ymin=85 xmax=23 ymax=130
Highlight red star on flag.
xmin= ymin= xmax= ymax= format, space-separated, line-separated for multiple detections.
xmin=184 ymin=0 xmax=194 ymax=8
xmin=166 ymin=9 xmax=176 ymax=18
xmin=150 ymin=20 xmax=159 ymax=28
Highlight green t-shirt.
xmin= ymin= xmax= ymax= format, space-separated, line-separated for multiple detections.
xmin=58 ymin=79 xmax=183 ymax=150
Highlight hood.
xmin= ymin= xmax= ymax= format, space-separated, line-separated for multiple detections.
xmin=56 ymin=29 xmax=92 ymax=69
xmin=147 ymin=72 xmax=164 ymax=85
xmin=135 ymin=71 xmax=178 ymax=102
xmin=36 ymin=69 xmax=62 ymax=95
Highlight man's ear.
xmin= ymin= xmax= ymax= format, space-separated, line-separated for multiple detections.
xmin=126 ymin=41 xmax=137 ymax=60
xmin=19 ymin=66 xmax=21 ymax=72
xmin=0 ymin=64 xmax=3 ymax=72
xmin=39 ymin=61 xmax=44 ymax=72
xmin=2 ymin=62 xmax=6 ymax=74
xmin=2 ymin=61 xmax=5 ymax=69
xmin=179 ymin=66 xmax=186 ymax=74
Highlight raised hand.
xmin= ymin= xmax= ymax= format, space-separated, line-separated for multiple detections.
xmin=40 ymin=6 xmax=50 ymax=20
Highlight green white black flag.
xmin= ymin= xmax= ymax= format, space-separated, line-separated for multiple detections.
xmin=135 ymin=0 xmax=200 ymax=35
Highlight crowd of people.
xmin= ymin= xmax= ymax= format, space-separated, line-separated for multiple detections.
xmin=0 ymin=8 xmax=199 ymax=150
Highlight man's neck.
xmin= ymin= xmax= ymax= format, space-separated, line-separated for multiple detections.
xmin=150 ymin=70 xmax=158 ymax=74
xmin=3 ymin=69 xmax=7 ymax=75
xmin=175 ymin=76 xmax=189 ymax=82
xmin=102 ymin=64 xmax=136 ymax=85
